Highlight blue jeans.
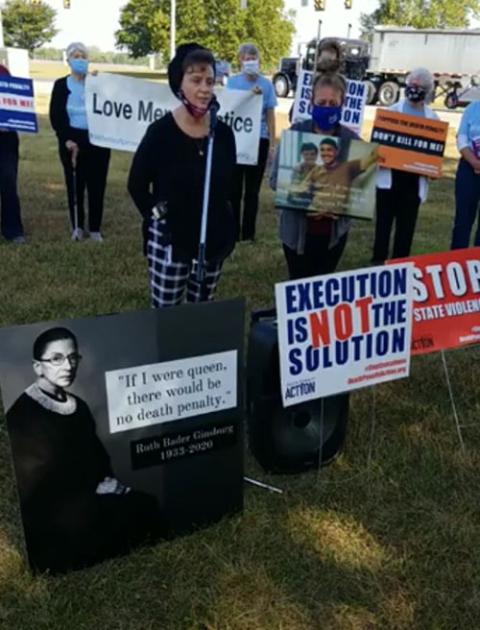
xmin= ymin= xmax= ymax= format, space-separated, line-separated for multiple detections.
xmin=0 ymin=132 xmax=23 ymax=240
xmin=451 ymin=158 xmax=480 ymax=249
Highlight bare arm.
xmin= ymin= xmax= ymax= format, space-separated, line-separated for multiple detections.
xmin=360 ymin=146 xmax=379 ymax=172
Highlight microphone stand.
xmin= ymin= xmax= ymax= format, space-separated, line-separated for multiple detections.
xmin=196 ymin=98 xmax=220 ymax=286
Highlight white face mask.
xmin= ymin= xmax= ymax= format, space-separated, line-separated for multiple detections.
xmin=242 ymin=59 xmax=260 ymax=76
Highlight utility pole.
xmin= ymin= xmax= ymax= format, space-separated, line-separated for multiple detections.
xmin=170 ymin=0 xmax=176 ymax=60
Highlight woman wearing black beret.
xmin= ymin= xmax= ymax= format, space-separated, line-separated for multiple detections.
xmin=128 ymin=43 xmax=237 ymax=308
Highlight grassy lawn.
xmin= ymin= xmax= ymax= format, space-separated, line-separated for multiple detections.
xmin=0 ymin=108 xmax=479 ymax=630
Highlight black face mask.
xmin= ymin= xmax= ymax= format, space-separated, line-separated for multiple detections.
xmin=405 ymin=85 xmax=427 ymax=103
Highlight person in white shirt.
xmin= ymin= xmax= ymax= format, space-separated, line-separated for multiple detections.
xmin=372 ymin=67 xmax=439 ymax=263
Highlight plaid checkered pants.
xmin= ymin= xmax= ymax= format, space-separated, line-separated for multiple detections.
xmin=147 ymin=219 xmax=223 ymax=308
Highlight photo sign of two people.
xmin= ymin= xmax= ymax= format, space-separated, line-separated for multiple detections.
xmin=275 ymin=130 xmax=379 ymax=221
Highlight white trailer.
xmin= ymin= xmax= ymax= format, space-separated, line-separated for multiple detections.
xmin=366 ymin=26 xmax=480 ymax=107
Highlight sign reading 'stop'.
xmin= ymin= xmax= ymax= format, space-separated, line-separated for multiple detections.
xmin=391 ymin=248 xmax=480 ymax=355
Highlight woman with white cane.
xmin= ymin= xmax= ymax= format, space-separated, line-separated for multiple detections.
xmin=70 ymin=145 xmax=79 ymax=239
xmin=50 ymin=42 xmax=111 ymax=242
xmin=128 ymin=43 xmax=237 ymax=308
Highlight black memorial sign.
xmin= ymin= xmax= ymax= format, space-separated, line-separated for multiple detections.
xmin=0 ymin=299 xmax=244 ymax=574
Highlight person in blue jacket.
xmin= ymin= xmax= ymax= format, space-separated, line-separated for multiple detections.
xmin=451 ymin=100 xmax=480 ymax=249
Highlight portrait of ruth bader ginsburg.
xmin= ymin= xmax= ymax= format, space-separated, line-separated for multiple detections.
xmin=6 ymin=326 xmax=161 ymax=574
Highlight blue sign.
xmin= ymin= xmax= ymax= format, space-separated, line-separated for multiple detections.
xmin=0 ymin=76 xmax=38 ymax=133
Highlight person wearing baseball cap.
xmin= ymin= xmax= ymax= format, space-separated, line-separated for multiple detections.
xmin=128 ymin=43 xmax=237 ymax=308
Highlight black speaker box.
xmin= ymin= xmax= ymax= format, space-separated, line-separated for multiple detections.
xmin=247 ymin=309 xmax=349 ymax=473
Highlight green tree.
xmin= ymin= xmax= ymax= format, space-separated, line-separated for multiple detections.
xmin=115 ymin=0 xmax=293 ymax=66
xmin=361 ymin=0 xmax=480 ymax=39
xmin=241 ymin=0 xmax=295 ymax=67
xmin=2 ymin=0 xmax=57 ymax=54
xmin=115 ymin=0 xmax=169 ymax=58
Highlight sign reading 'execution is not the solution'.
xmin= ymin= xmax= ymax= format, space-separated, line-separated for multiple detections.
xmin=291 ymin=69 xmax=367 ymax=134
xmin=275 ymin=264 xmax=414 ymax=406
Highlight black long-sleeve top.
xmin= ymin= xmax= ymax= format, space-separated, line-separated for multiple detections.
xmin=49 ymin=75 xmax=89 ymax=147
xmin=128 ymin=112 xmax=237 ymax=261
xmin=7 ymin=389 xmax=112 ymax=525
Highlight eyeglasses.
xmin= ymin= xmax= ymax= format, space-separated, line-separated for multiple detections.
xmin=39 ymin=353 xmax=82 ymax=367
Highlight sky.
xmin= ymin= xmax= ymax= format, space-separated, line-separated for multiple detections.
xmin=43 ymin=0 xmax=479 ymax=55
xmin=43 ymin=0 xmax=381 ymax=53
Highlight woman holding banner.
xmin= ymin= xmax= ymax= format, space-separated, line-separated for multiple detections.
xmin=227 ymin=43 xmax=277 ymax=242
xmin=128 ymin=43 xmax=236 ymax=308
xmin=372 ymin=67 xmax=439 ymax=263
xmin=49 ymin=42 xmax=111 ymax=242
xmin=271 ymin=72 xmax=361 ymax=279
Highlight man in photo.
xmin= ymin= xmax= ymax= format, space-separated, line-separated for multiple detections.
xmin=6 ymin=327 xmax=161 ymax=574
xmin=293 ymin=137 xmax=377 ymax=216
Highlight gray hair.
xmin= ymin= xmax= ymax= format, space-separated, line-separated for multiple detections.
xmin=238 ymin=43 xmax=259 ymax=58
xmin=66 ymin=41 xmax=88 ymax=59
xmin=407 ymin=67 xmax=435 ymax=100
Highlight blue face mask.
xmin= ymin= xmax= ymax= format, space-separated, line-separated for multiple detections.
xmin=70 ymin=58 xmax=89 ymax=75
xmin=312 ymin=105 xmax=342 ymax=131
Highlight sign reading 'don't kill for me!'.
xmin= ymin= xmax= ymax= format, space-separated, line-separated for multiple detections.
xmin=371 ymin=108 xmax=448 ymax=178
xmin=391 ymin=247 xmax=480 ymax=355
xmin=0 ymin=299 xmax=244 ymax=574
xmin=275 ymin=263 xmax=414 ymax=407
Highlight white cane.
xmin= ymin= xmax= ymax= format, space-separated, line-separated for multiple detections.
xmin=196 ymin=97 xmax=220 ymax=286
xmin=71 ymin=149 xmax=79 ymax=240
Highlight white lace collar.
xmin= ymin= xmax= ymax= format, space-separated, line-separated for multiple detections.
xmin=25 ymin=382 xmax=77 ymax=415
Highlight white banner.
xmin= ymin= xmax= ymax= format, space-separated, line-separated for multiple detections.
xmin=291 ymin=70 xmax=367 ymax=135
xmin=105 ymin=350 xmax=237 ymax=433
xmin=275 ymin=263 xmax=414 ymax=406
xmin=86 ymin=73 xmax=262 ymax=165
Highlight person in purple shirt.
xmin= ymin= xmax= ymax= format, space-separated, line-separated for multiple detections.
xmin=227 ymin=43 xmax=277 ymax=242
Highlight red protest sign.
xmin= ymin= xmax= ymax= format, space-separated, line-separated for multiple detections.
xmin=389 ymin=248 xmax=480 ymax=355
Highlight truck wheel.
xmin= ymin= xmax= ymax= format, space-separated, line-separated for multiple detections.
xmin=378 ymin=81 xmax=400 ymax=106
xmin=273 ymin=73 xmax=290 ymax=98
xmin=365 ymin=80 xmax=377 ymax=105
xmin=444 ymin=91 xmax=458 ymax=110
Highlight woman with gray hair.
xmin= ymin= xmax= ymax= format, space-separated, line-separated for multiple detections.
xmin=227 ymin=43 xmax=277 ymax=241
xmin=49 ymin=42 xmax=111 ymax=242
xmin=373 ymin=67 xmax=439 ymax=263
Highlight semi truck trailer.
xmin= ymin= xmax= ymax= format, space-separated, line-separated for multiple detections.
xmin=273 ymin=26 xmax=480 ymax=107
